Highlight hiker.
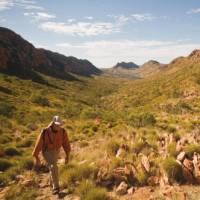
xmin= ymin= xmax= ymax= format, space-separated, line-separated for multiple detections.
xmin=32 ymin=116 xmax=71 ymax=194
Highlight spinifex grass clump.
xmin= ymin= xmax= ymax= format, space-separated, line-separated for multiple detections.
xmin=4 ymin=146 xmax=21 ymax=156
xmin=128 ymin=112 xmax=156 ymax=128
xmin=4 ymin=184 xmax=38 ymax=200
xmin=163 ymin=157 xmax=184 ymax=183
xmin=75 ymin=180 xmax=109 ymax=200
xmin=184 ymin=144 xmax=200 ymax=159
xmin=106 ymin=140 xmax=120 ymax=156
xmin=60 ymin=162 xmax=98 ymax=188
xmin=0 ymin=159 xmax=13 ymax=171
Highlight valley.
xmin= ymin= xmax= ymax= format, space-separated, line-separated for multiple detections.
xmin=1 ymin=28 xmax=200 ymax=200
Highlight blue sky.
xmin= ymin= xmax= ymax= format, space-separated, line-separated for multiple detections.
xmin=1 ymin=0 xmax=200 ymax=68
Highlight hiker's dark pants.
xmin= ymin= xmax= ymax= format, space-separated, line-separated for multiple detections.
xmin=42 ymin=150 xmax=59 ymax=189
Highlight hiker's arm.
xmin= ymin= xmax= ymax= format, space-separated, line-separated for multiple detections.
xmin=32 ymin=130 xmax=44 ymax=159
xmin=62 ymin=129 xmax=71 ymax=162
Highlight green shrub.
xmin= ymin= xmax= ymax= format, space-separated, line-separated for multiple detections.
xmin=0 ymin=134 xmax=12 ymax=144
xmin=60 ymin=163 xmax=97 ymax=187
xmin=17 ymin=138 xmax=33 ymax=148
xmin=80 ymin=107 xmax=99 ymax=119
xmin=75 ymin=180 xmax=108 ymax=200
xmin=0 ymin=159 xmax=12 ymax=171
xmin=80 ymin=140 xmax=89 ymax=148
xmin=128 ymin=112 xmax=156 ymax=127
xmin=4 ymin=147 xmax=21 ymax=156
xmin=0 ymin=102 xmax=15 ymax=117
xmin=20 ymin=157 xmax=34 ymax=170
xmin=109 ymin=158 xmax=124 ymax=171
xmin=167 ymin=142 xmax=177 ymax=157
xmin=132 ymin=140 xmax=148 ymax=154
xmin=135 ymin=170 xmax=149 ymax=186
xmin=4 ymin=185 xmax=37 ymax=200
xmin=0 ymin=173 xmax=9 ymax=187
xmin=184 ymin=144 xmax=200 ymax=159
xmin=106 ymin=140 xmax=120 ymax=155
xmin=163 ymin=157 xmax=184 ymax=183
xmin=32 ymin=95 xmax=50 ymax=107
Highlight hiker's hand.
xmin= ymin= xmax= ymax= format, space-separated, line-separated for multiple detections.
xmin=34 ymin=157 xmax=41 ymax=166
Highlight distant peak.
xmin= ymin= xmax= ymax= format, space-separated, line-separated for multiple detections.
xmin=142 ymin=60 xmax=160 ymax=65
xmin=113 ymin=62 xmax=139 ymax=69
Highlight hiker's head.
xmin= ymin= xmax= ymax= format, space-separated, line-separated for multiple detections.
xmin=52 ymin=116 xmax=63 ymax=129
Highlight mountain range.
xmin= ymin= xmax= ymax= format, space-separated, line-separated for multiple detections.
xmin=0 ymin=27 xmax=101 ymax=82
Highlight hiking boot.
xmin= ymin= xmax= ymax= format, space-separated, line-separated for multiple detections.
xmin=52 ymin=187 xmax=60 ymax=195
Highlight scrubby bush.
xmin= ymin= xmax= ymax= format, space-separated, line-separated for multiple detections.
xmin=16 ymin=138 xmax=33 ymax=148
xmin=109 ymin=158 xmax=124 ymax=171
xmin=32 ymin=95 xmax=50 ymax=107
xmin=128 ymin=112 xmax=156 ymax=127
xmin=20 ymin=157 xmax=34 ymax=170
xmin=4 ymin=185 xmax=37 ymax=200
xmin=75 ymin=180 xmax=108 ymax=200
xmin=167 ymin=142 xmax=178 ymax=157
xmin=0 ymin=134 xmax=12 ymax=144
xmin=106 ymin=140 xmax=120 ymax=155
xmin=60 ymin=163 xmax=97 ymax=187
xmin=80 ymin=107 xmax=99 ymax=119
xmin=0 ymin=159 xmax=12 ymax=171
xmin=135 ymin=170 xmax=149 ymax=186
xmin=4 ymin=147 xmax=21 ymax=156
xmin=163 ymin=157 xmax=184 ymax=183
xmin=184 ymin=144 xmax=200 ymax=159
xmin=80 ymin=140 xmax=89 ymax=148
xmin=0 ymin=102 xmax=15 ymax=117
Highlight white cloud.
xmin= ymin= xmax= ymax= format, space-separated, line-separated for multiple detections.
xmin=0 ymin=0 xmax=13 ymax=11
xmin=24 ymin=12 xmax=56 ymax=21
xmin=39 ymin=21 xmax=119 ymax=36
xmin=187 ymin=8 xmax=200 ymax=14
xmin=108 ymin=13 xmax=155 ymax=23
xmin=55 ymin=40 xmax=200 ymax=67
xmin=0 ymin=0 xmax=44 ymax=11
xmin=131 ymin=13 xmax=154 ymax=21
xmin=67 ymin=18 xmax=76 ymax=23
xmin=38 ymin=13 xmax=154 ymax=36
xmin=84 ymin=16 xmax=93 ymax=20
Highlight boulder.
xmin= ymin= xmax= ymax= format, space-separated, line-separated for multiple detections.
xmin=116 ymin=181 xmax=128 ymax=195
xmin=177 ymin=152 xmax=186 ymax=162
xmin=183 ymin=158 xmax=194 ymax=172
xmin=141 ymin=155 xmax=150 ymax=173
xmin=127 ymin=186 xmax=135 ymax=195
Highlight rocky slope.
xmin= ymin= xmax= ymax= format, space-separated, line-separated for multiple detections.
xmin=0 ymin=27 xmax=101 ymax=81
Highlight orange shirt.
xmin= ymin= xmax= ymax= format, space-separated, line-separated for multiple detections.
xmin=32 ymin=126 xmax=71 ymax=157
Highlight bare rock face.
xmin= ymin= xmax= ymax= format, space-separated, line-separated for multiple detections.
xmin=116 ymin=181 xmax=128 ymax=195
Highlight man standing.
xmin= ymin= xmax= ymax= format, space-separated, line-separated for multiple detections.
xmin=32 ymin=116 xmax=71 ymax=194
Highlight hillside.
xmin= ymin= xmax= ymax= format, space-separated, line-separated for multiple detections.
xmin=1 ymin=27 xmax=200 ymax=199
xmin=0 ymin=27 xmax=101 ymax=82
